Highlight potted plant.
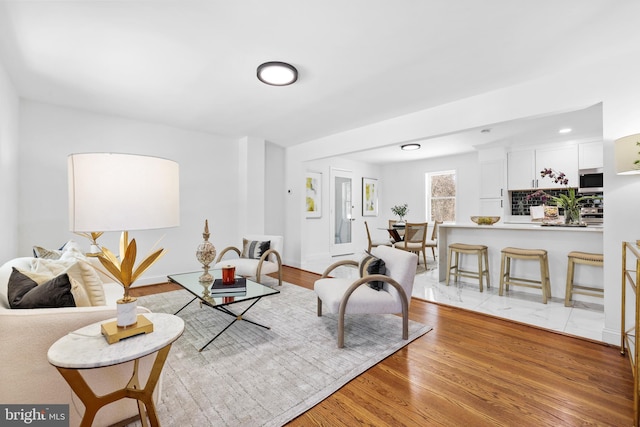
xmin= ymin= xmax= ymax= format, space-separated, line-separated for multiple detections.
xmin=391 ymin=203 xmax=409 ymax=225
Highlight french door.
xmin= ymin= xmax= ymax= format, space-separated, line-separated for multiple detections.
xmin=330 ymin=168 xmax=355 ymax=256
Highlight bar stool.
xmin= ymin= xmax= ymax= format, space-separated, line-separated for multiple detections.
xmin=499 ymin=247 xmax=551 ymax=304
xmin=564 ymin=251 xmax=604 ymax=307
xmin=446 ymin=243 xmax=490 ymax=292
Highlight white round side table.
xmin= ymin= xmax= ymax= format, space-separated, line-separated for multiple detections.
xmin=47 ymin=312 xmax=184 ymax=427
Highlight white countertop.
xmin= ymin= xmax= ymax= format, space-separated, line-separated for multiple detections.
xmin=440 ymin=222 xmax=603 ymax=232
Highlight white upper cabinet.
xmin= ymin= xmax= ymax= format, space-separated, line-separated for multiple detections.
xmin=535 ymin=145 xmax=579 ymax=189
xmin=507 ymin=150 xmax=535 ymax=190
xmin=578 ymin=141 xmax=604 ymax=170
xmin=480 ymin=160 xmax=505 ymax=199
xmin=507 ymin=145 xmax=578 ymax=190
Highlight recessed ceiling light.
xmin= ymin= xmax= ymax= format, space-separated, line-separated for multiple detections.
xmin=401 ymin=143 xmax=421 ymax=151
xmin=559 ymin=128 xmax=572 ymax=134
xmin=257 ymin=61 xmax=298 ymax=86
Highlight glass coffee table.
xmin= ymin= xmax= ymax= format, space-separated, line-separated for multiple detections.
xmin=168 ymin=270 xmax=280 ymax=352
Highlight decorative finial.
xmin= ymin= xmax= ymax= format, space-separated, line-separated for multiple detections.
xmin=203 ymin=219 xmax=210 ymax=239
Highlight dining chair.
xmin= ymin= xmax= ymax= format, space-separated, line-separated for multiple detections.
xmin=425 ymin=220 xmax=443 ymax=261
xmin=393 ymin=222 xmax=428 ymax=265
xmin=364 ymin=221 xmax=391 ymax=252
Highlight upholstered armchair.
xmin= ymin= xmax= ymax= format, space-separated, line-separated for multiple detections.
xmin=314 ymin=245 xmax=418 ymax=348
xmin=214 ymin=234 xmax=283 ymax=286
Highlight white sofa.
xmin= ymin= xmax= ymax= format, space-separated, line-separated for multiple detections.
xmin=0 ymin=254 xmax=157 ymax=427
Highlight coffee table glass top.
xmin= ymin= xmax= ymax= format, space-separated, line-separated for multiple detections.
xmin=168 ymin=270 xmax=279 ymax=305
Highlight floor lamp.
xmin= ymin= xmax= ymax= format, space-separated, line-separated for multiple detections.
xmin=68 ymin=152 xmax=180 ymax=342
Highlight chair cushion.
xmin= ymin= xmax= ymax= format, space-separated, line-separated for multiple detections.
xmin=241 ymin=239 xmax=270 ymax=259
xmin=314 ymin=278 xmax=400 ymax=314
xmin=8 ymin=268 xmax=76 ymax=309
xmin=359 ymin=253 xmax=386 ymax=291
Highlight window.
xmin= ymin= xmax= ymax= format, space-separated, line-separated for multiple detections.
xmin=426 ymin=170 xmax=456 ymax=222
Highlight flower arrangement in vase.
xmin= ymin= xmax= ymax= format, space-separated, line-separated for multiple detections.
xmin=526 ymin=168 xmax=601 ymax=225
xmin=391 ymin=204 xmax=409 ymax=224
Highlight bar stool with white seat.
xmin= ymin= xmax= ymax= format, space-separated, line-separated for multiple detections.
xmin=564 ymin=251 xmax=604 ymax=307
xmin=499 ymin=247 xmax=551 ymax=304
xmin=446 ymin=243 xmax=490 ymax=292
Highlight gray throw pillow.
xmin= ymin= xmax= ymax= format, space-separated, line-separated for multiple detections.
xmin=7 ymin=267 xmax=76 ymax=309
xmin=359 ymin=252 xmax=387 ymax=291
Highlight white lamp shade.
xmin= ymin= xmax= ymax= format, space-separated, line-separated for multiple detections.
xmin=68 ymin=153 xmax=180 ymax=232
xmin=615 ymin=133 xmax=640 ymax=175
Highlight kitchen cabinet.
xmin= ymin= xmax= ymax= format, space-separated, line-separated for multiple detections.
xmin=479 ymin=199 xmax=503 ymax=216
xmin=480 ymin=160 xmax=504 ymax=198
xmin=579 ymin=141 xmax=604 ymax=169
xmin=479 ymin=160 xmax=504 ymax=216
xmin=507 ymin=150 xmax=535 ymax=190
xmin=507 ymin=145 xmax=578 ymax=190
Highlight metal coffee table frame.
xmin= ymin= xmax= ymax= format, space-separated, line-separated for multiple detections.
xmin=168 ymin=271 xmax=280 ymax=352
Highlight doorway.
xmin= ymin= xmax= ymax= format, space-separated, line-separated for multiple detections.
xmin=330 ymin=168 xmax=354 ymax=256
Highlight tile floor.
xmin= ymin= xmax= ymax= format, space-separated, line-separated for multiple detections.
xmin=303 ymin=252 xmax=605 ymax=342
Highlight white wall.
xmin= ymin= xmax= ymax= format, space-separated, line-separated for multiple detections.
xmin=299 ymin=156 xmax=382 ymax=268
xmin=380 ymin=152 xmax=479 ymax=227
xmin=18 ymin=101 xmax=242 ymax=284
xmin=285 ymin=47 xmax=640 ymax=345
xmin=265 ymin=141 xmax=285 ymax=237
xmin=0 ymin=61 xmax=19 ymax=261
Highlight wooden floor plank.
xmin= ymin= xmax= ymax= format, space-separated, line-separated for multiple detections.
xmin=133 ymin=266 xmax=634 ymax=426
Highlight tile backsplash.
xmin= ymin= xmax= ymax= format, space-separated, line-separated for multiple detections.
xmin=510 ymin=188 xmax=602 ymax=216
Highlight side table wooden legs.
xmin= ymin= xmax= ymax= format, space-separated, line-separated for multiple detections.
xmin=55 ymin=344 xmax=172 ymax=427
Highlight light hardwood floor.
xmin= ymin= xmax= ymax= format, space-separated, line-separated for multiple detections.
xmin=132 ymin=267 xmax=634 ymax=426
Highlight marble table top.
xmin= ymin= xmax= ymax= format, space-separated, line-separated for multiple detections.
xmin=48 ymin=312 xmax=184 ymax=369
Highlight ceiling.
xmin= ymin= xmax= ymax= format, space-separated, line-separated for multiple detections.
xmin=0 ymin=1 xmax=634 ymax=151
xmin=341 ymin=103 xmax=603 ymax=164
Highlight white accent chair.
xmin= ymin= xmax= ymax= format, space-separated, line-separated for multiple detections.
xmin=214 ymin=234 xmax=283 ymax=286
xmin=314 ymin=245 xmax=418 ymax=348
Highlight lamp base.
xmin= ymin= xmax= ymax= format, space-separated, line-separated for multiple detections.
xmin=101 ymin=314 xmax=154 ymax=344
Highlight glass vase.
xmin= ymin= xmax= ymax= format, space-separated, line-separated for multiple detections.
xmin=564 ymin=206 xmax=581 ymax=225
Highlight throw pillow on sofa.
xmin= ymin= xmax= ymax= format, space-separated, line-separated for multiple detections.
xmin=17 ymin=268 xmax=91 ymax=307
xmin=8 ymin=268 xmax=76 ymax=309
xmin=32 ymin=240 xmax=79 ymax=259
xmin=30 ymin=257 xmax=106 ymax=306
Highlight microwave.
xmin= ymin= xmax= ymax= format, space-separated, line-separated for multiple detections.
xmin=578 ymin=168 xmax=604 ymax=193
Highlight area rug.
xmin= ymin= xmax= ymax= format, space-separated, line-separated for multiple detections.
xmin=131 ymin=282 xmax=432 ymax=427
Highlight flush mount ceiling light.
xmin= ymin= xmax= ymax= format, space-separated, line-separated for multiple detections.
xmin=401 ymin=143 xmax=421 ymax=151
xmin=559 ymin=128 xmax=572 ymax=134
xmin=257 ymin=61 xmax=298 ymax=86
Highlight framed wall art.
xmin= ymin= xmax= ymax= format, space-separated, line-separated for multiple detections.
xmin=362 ymin=177 xmax=378 ymax=216
xmin=305 ymin=172 xmax=322 ymax=218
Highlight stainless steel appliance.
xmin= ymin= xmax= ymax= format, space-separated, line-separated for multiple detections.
xmin=580 ymin=206 xmax=603 ymax=224
xmin=578 ymin=168 xmax=604 ymax=193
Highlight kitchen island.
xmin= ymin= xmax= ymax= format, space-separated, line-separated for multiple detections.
xmin=438 ymin=222 xmax=604 ymax=302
